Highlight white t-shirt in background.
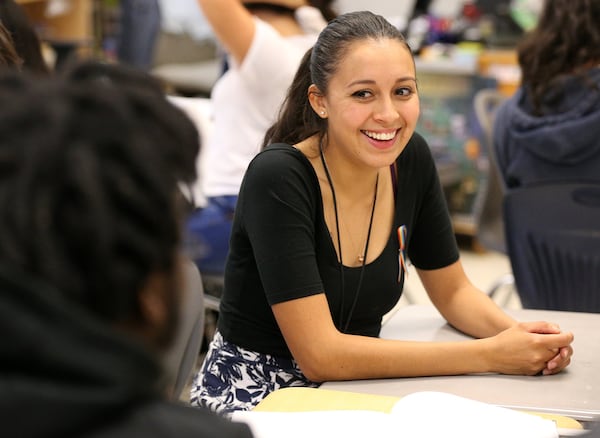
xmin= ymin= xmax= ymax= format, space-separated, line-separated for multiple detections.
xmin=201 ymin=8 xmax=325 ymax=198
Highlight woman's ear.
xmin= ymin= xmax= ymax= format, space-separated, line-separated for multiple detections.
xmin=308 ymin=84 xmax=327 ymax=118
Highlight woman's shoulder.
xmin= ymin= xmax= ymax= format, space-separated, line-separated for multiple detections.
xmin=399 ymin=132 xmax=434 ymax=162
xmin=240 ymin=143 xmax=320 ymax=204
xmin=395 ymin=132 xmax=441 ymax=186
xmin=247 ymin=143 xmax=315 ymax=178
xmin=255 ymin=142 xmax=305 ymax=160
xmin=100 ymin=400 xmax=253 ymax=438
xmin=407 ymin=131 xmax=428 ymax=148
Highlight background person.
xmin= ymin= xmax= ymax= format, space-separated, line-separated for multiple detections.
xmin=493 ymin=0 xmax=600 ymax=188
xmin=117 ymin=0 xmax=162 ymax=69
xmin=191 ymin=11 xmax=573 ymax=415
xmin=185 ymin=0 xmax=336 ymax=276
xmin=0 ymin=62 xmax=252 ymax=438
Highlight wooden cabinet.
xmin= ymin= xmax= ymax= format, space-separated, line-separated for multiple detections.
xmin=16 ymin=0 xmax=94 ymax=45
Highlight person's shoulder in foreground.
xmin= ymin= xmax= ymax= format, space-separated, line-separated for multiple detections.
xmin=86 ymin=400 xmax=252 ymax=438
xmin=0 ymin=61 xmax=252 ymax=438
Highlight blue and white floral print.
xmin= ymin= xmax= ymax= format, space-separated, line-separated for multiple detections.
xmin=190 ymin=331 xmax=318 ymax=415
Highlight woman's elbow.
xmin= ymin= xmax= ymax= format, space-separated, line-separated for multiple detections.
xmin=294 ymin=348 xmax=347 ymax=382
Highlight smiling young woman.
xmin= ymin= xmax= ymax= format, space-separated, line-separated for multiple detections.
xmin=190 ymin=10 xmax=574 ymax=416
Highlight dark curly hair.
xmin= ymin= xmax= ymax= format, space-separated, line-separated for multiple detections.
xmin=518 ymin=0 xmax=600 ymax=114
xmin=0 ymin=61 xmax=200 ymax=323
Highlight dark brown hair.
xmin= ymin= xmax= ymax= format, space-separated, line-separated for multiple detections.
xmin=518 ymin=0 xmax=600 ymax=114
xmin=0 ymin=21 xmax=22 ymax=68
xmin=0 ymin=0 xmax=49 ymax=74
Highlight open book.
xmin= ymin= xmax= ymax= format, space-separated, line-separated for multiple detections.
xmin=232 ymin=389 xmax=570 ymax=438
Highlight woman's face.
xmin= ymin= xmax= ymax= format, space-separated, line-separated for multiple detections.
xmin=315 ymin=38 xmax=419 ymax=170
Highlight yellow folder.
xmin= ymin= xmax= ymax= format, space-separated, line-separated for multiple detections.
xmin=254 ymin=387 xmax=583 ymax=432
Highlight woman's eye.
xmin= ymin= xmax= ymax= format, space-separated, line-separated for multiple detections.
xmin=396 ymin=87 xmax=413 ymax=97
xmin=352 ymin=90 xmax=373 ymax=99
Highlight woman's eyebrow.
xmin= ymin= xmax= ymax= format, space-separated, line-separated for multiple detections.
xmin=347 ymin=76 xmax=417 ymax=88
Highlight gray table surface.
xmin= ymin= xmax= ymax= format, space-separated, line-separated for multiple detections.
xmin=323 ymin=304 xmax=600 ymax=422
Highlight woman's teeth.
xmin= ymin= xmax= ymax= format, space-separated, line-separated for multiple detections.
xmin=364 ymin=130 xmax=396 ymax=141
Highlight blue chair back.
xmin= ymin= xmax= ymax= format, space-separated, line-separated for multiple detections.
xmin=503 ymin=183 xmax=600 ymax=312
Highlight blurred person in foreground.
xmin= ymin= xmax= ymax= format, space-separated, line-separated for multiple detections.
xmin=0 ymin=61 xmax=252 ymax=438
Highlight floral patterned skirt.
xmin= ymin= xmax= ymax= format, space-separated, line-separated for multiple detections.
xmin=190 ymin=331 xmax=319 ymax=415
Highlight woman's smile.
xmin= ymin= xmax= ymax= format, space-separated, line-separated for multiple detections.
xmin=362 ymin=129 xmax=400 ymax=150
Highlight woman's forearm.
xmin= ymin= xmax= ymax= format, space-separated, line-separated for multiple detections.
xmin=418 ymin=262 xmax=516 ymax=339
xmin=299 ymin=334 xmax=493 ymax=382
xmin=438 ymin=284 xmax=517 ymax=339
xmin=298 ymin=325 xmax=571 ymax=382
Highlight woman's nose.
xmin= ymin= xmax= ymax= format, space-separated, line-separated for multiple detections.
xmin=373 ymin=97 xmax=400 ymax=123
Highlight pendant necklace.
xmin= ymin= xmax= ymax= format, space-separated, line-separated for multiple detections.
xmin=319 ymin=144 xmax=378 ymax=332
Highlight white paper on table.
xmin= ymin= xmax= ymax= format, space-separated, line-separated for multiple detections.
xmin=232 ymin=409 xmax=397 ymax=438
xmin=390 ymin=391 xmax=558 ymax=438
xmin=231 ymin=391 xmax=558 ymax=438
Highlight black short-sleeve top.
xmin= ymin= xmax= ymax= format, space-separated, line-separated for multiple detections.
xmin=217 ymin=132 xmax=459 ymax=358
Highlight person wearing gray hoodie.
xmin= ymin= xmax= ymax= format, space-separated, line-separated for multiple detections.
xmin=493 ymin=0 xmax=600 ymax=189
